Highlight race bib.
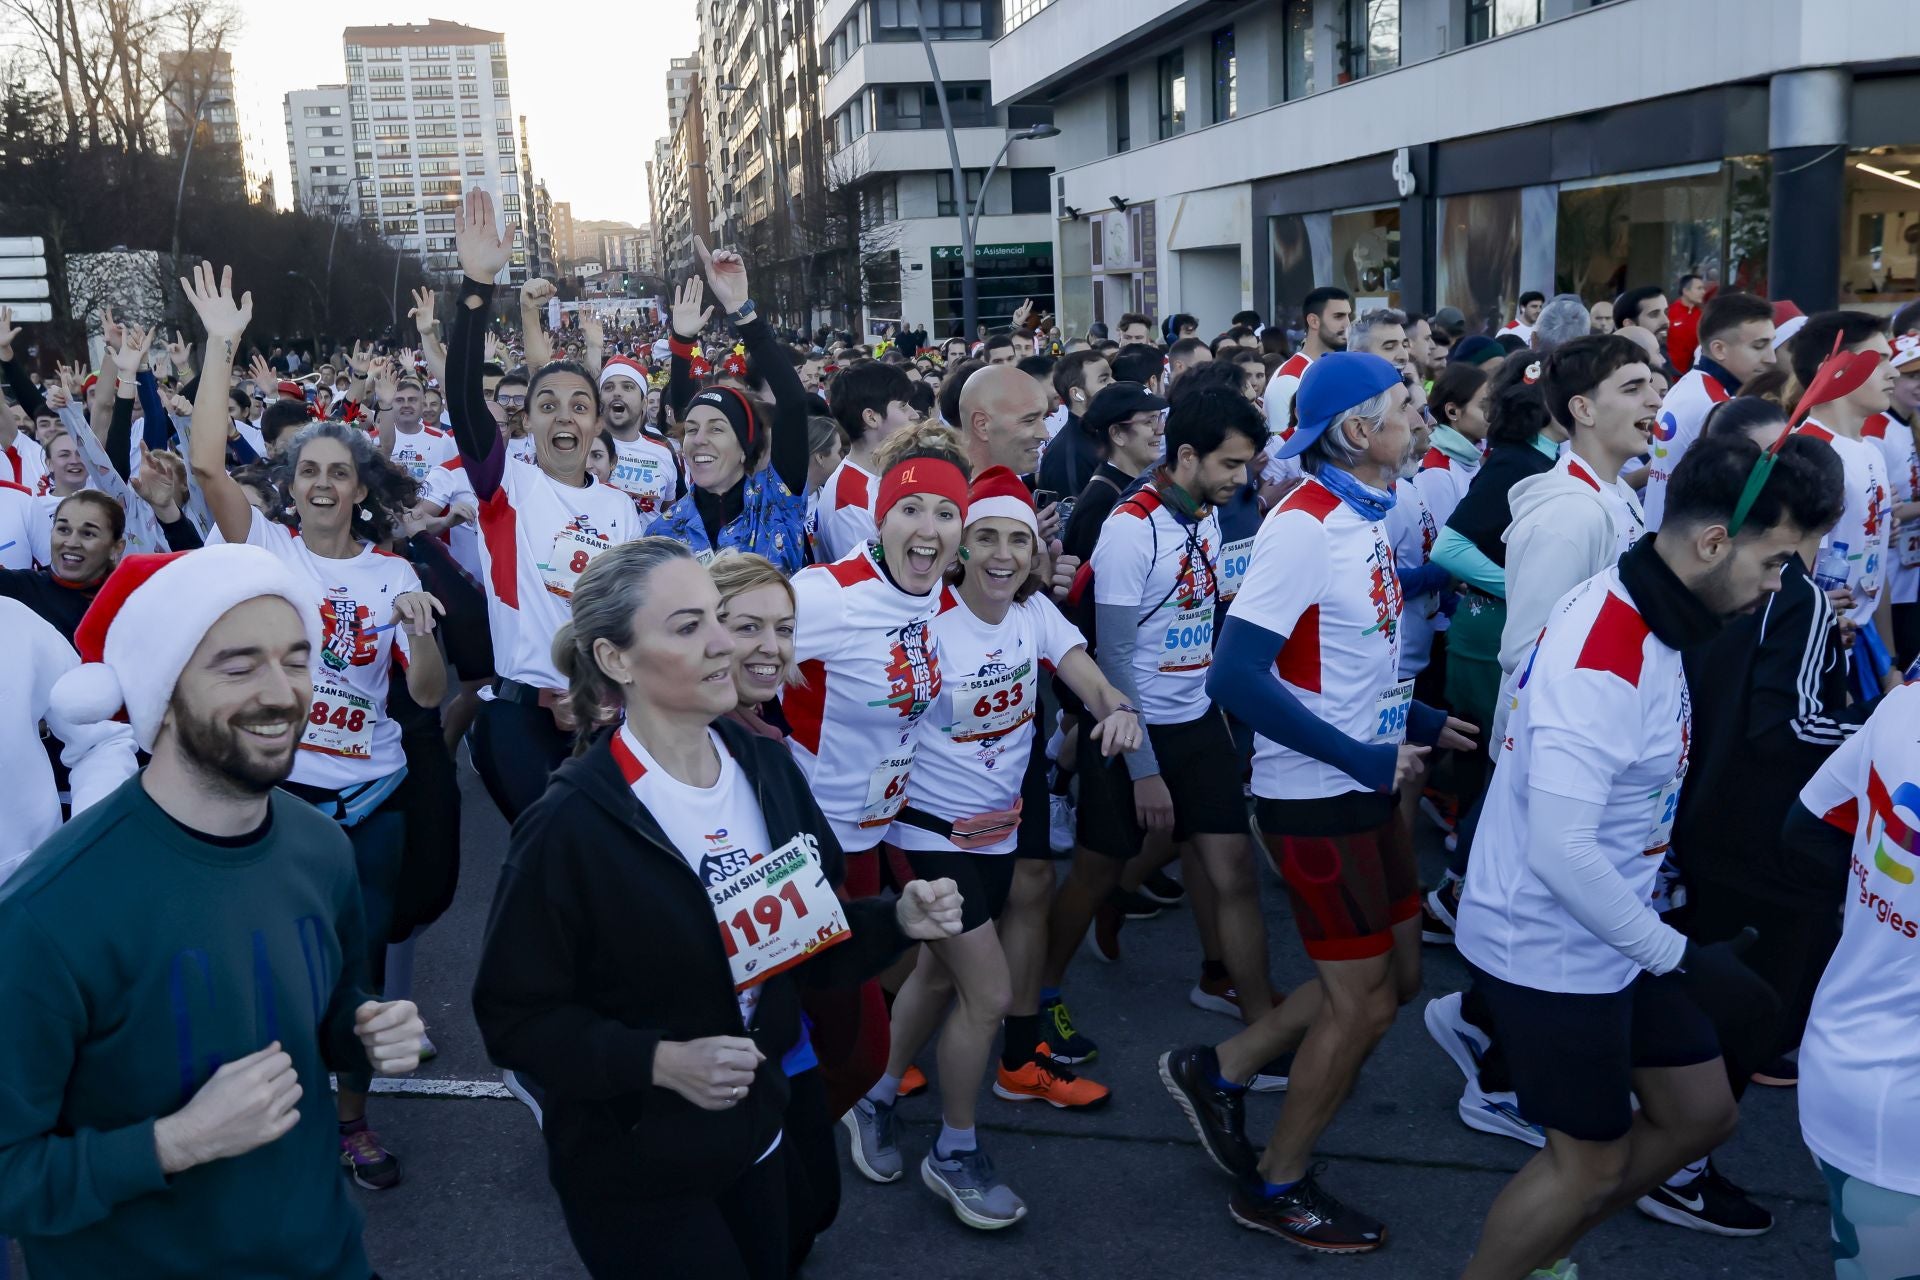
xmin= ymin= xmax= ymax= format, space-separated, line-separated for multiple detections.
xmin=301 ymin=677 xmax=375 ymax=759
xmin=540 ymin=526 xmax=611 ymax=599
xmin=1371 ymin=679 xmax=1415 ymax=744
xmin=860 ymin=744 xmax=915 ymax=827
xmin=1159 ymin=603 xmax=1214 ymax=673
xmin=711 ymin=835 xmax=850 ymax=990
xmin=1643 ymin=774 xmax=1683 ymax=856
xmin=952 ymin=661 xmax=1033 ymax=742
xmin=1900 ymin=525 xmax=1920 ymax=570
xmin=1217 ymin=537 xmax=1255 ymax=601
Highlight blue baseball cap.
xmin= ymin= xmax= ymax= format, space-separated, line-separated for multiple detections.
xmin=1275 ymin=352 xmax=1403 ymax=459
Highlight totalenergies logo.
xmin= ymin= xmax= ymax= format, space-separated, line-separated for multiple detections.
xmin=1867 ymin=765 xmax=1919 ymax=885
xmin=1651 ymin=410 xmax=1679 ymax=448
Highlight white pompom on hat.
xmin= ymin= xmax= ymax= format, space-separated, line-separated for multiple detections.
xmin=49 ymin=546 xmax=322 ymax=752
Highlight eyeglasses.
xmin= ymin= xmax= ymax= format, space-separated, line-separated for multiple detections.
xmin=495 ymin=393 xmax=527 ymax=408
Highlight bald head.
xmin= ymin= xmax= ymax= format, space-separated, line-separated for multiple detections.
xmin=958 ymin=363 xmax=1050 ymax=474
xmin=1616 ymin=323 xmax=1661 ymax=367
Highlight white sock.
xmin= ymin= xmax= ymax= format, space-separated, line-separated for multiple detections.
xmin=864 ymin=1074 xmax=901 ymax=1107
xmin=1666 ymin=1156 xmax=1708 ymax=1188
xmin=936 ymin=1123 xmax=975 ymax=1158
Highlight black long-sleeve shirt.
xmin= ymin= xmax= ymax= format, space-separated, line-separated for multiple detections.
xmin=1676 ymin=555 xmax=1874 ymax=907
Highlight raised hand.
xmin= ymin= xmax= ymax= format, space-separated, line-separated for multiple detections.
xmin=248 ymin=352 xmax=275 ymax=391
xmin=455 ymin=188 xmax=510 ymax=282
xmin=409 ymin=286 xmax=439 ymax=336
xmin=581 ymin=308 xmax=605 ymax=346
xmin=179 ymin=262 xmax=254 ymax=345
xmin=521 ymin=277 xmax=556 ymax=304
xmin=670 ymin=274 xmax=713 ymax=340
xmin=369 ymin=355 xmax=397 ymax=404
xmin=694 ymin=236 xmax=748 ymax=315
xmin=1012 ymin=297 xmax=1035 ymax=331
xmin=131 ymin=442 xmax=183 ymax=518
xmin=99 ymin=305 xmax=124 ymax=350
xmin=54 ymin=361 xmax=84 ymax=398
xmin=0 ymin=305 xmax=19 ymax=362
xmin=483 ymin=332 xmax=501 ymax=364
xmin=348 ymin=339 xmax=372 ymax=378
xmin=166 ymin=329 xmax=192 ymax=370
xmin=114 ymin=323 xmax=154 ymax=377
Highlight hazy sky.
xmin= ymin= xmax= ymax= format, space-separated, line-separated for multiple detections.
xmin=229 ymin=2 xmax=701 ymax=225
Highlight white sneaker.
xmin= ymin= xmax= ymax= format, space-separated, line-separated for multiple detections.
xmin=1048 ymin=795 xmax=1075 ymax=854
xmin=1423 ymin=991 xmax=1484 ymax=1085
xmin=1458 ymin=1079 xmax=1546 ymax=1148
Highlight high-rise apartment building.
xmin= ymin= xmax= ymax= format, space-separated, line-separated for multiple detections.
xmin=342 ymin=20 xmax=527 ymax=283
xmin=284 ymin=85 xmax=353 ymax=216
xmin=552 ymin=200 xmax=576 ymax=263
xmin=653 ymin=59 xmax=712 ymax=282
xmin=161 ymin=48 xmax=272 ymax=205
xmin=517 ymin=113 xmax=554 ymax=279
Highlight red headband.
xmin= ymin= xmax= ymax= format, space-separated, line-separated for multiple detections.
xmin=876 ymin=457 xmax=969 ymax=523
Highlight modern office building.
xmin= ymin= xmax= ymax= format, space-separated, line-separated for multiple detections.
xmin=284 ymin=85 xmax=354 ymax=216
xmin=341 ymin=20 xmax=527 ymax=283
xmin=654 ymin=59 xmax=713 ymax=281
xmin=991 ymin=0 xmax=1920 ymax=337
xmin=818 ymin=0 xmax=1058 ymax=337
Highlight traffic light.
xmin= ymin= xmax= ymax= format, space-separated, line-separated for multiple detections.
xmin=621 ymin=272 xmax=630 ymax=290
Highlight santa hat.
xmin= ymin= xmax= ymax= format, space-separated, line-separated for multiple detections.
xmin=965 ymin=466 xmax=1037 ymax=534
xmin=599 ymin=355 xmax=649 ymax=388
xmin=1891 ymin=331 xmax=1920 ymax=372
xmin=1771 ymin=300 xmax=1806 ymax=352
xmin=49 ymin=547 xmax=322 ymax=752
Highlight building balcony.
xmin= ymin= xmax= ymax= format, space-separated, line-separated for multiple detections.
xmin=832 ymin=125 xmax=1026 ymax=177
xmin=822 ymin=39 xmax=992 ymax=118
xmin=991 ymin=0 xmax=1193 ymax=105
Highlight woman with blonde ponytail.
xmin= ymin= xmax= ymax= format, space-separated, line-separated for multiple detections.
xmin=473 ymin=538 xmax=963 ymax=1280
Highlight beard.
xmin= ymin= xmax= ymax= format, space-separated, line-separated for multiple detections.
xmin=171 ymin=693 xmax=301 ymax=795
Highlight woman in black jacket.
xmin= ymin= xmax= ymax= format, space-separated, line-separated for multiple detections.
xmin=472 ymin=537 xmax=961 ymax=1280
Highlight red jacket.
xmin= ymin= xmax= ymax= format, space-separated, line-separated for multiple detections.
xmin=1668 ymin=300 xmax=1701 ymax=375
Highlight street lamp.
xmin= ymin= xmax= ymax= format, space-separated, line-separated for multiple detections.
xmin=170 ymin=91 xmax=233 ymax=275
xmin=913 ymin=9 xmax=1056 ymax=341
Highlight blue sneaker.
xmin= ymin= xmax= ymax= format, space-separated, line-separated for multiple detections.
xmin=1423 ymin=993 xmax=1544 ymax=1148
xmin=920 ymin=1146 xmax=1027 ymax=1229
xmin=840 ymin=1097 xmax=903 ymax=1183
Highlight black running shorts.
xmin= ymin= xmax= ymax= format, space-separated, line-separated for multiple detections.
xmin=897 ymin=846 xmax=1018 ymax=934
xmin=1075 ymin=707 xmax=1247 ymax=859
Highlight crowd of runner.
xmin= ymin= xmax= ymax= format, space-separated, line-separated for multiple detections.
xmin=0 ymin=185 xmax=1915 ymax=1280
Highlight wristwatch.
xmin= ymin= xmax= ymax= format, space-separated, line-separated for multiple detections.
xmin=729 ymin=299 xmax=757 ymax=326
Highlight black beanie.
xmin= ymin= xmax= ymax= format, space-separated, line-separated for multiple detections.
xmin=688 ymin=386 xmax=759 ymax=457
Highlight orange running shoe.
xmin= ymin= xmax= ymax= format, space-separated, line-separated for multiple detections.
xmin=993 ymin=1047 xmax=1112 ymax=1109
xmin=899 ymin=1064 xmax=929 ymax=1097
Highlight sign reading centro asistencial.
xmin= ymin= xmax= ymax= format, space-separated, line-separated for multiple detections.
xmin=931 ymin=243 xmax=1052 ymax=262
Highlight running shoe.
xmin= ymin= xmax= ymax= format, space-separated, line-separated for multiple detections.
xmin=1247 ymin=1053 xmax=1291 ymax=1093
xmin=1114 ymin=888 xmax=1164 ymax=920
xmin=1424 ymin=992 xmax=1544 ymax=1148
xmin=501 ymin=1068 xmax=544 ymax=1129
xmin=994 ymin=1047 xmax=1112 ymax=1108
xmin=1421 ymin=879 xmax=1462 ymax=946
xmin=1138 ymin=868 xmax=1187 ymax=906
xmin=1749 ymin=1054 xmax=1798 ymax=1088
xmin=1420 ymin=789 xmax=1459 ymax=834
xmin=1042 ymin=994 xmax=1099 ymax=1064
xmin=1188 ymin=971 xmax=1244 ymax=1019
xmin=1047 ymin=794 xmax=1076 ymax=854
xmin=921 ymin=1146 xmax=1027 ymax=1229
xmin=1158 ymin=1045 xmax=1258 ymax=1180
xmin=1636 ymin=1163 xmax=1773 ymax=1237
xmin=1528 ymin=1263 xmax=1580 ymax=1279
xmin=416 ymin=1031 xmax=439 ymax=1063
xmin=1227 ymin=1164 xmax=1385 ymax=1253
xmin=899 ymin=1064 xmax=929 ymax=1097
xmin=1083 ymin=902 xmax=1123 ymax=963
xmin=339 ymin=1126 xmax=401 ymax=1191
xmin=840 ymin=1097 xmax=903 ymax=1183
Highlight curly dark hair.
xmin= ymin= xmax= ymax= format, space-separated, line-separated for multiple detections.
xmin=271 ymin=419 xmax=420 ymax=545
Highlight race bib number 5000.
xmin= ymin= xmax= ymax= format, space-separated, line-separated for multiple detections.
xmin=711 ymin=836 xmax=850 ymax=990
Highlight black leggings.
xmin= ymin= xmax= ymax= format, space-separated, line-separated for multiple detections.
xmin=559 ymin=1146 xmax=788 ymax=1280
xmin=782 ymin=1068 xmax=840 ymax=1270
xmin=470 ymin=696 xmax=573 ymax=823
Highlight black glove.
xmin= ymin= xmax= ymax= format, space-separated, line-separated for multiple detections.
xmin=1673 ymin=927 xmax=1783 ymax=1071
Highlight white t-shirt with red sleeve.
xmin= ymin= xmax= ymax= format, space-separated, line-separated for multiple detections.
xmin=893 ymin=590 xmax=1086 ymax=856
xmin=1228 ymin=477 xmax=1404 ymax=801
xmin=1090 ymin=486 xmax=1222 ymax=726
xmin=607 ymin=431 xmax=680 ymax=518
xmin=474 ymin=456 xmax=644 ymax=689
xmin=1862 ymin=411 xmax=1919 ymax=605
xmin=782 ymin=545 xmax=944 ymax=852
xmin=1797 ymin=420 xmax=1892 ymax=626
xmin=0 ymin=481 xmax=37 ymax=570
xmin=1794 ymin=681 xmax=1920 ymax=1194
xmin=1412 ymin=444 xmax=1480 ymax=532
xmin=1455 ymin=566 xmax=1691 ymax=994
xmin=1260 ymin=352 xmax=1312 ymax=486
xmin=387 ymin=424 xmax=460 ymax=484
xmin=418 ymin=456 xmax=482 ymax=580
xmin=209 ymin=507 xmax=418 ymax=790
xmin=815 ymin=457 xmax=879 ymax=565
xmin=1 ymin=434 xmax=47 ymax=494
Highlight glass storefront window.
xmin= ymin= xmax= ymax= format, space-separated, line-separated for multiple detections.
xmin=1330 ymin=206 xmax=1400 ymax=308
xmin=931 ymin=241 xmax=1056 ymax=330
xmin=1554 ymin=163 xmax=1726 ymax=310
xmin=1437 ymin=188 xmax=1522 ymax=335
xmin=1841 ymin=149 xmax=1920 ymax=314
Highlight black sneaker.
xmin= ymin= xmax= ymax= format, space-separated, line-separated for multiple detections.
xmin=1114 ymin=888 xmax=1164 ymax=920
xmin=1635 ymin=1163 xmax=1774 ymax=1237
xmin=1138 ymin=869 xmax=1187 ymax=906
xmin=1227 ymin=1165 xmax=1386 ymax=1254
xmin=1158 ymin=1046 xmax=1257 ymax=1180
xmin=1042 ymin=993 xmax=1100 ymax=1065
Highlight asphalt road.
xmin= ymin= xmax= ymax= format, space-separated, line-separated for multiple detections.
xmin=7 ymin=758 xmax=1835 ymax=1280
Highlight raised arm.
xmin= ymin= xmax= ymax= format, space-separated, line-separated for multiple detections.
xmin=0 ymin=307 xmax=48 ymax=420
xmin=665 ymin=274 xmax=710 ymax=419
xmin=448 ymin=188 xmax=511 ymax=498
xmin=580 ymin=308 xmax=605 ymax=378
xmin=410 ymin=287 xmax=448 ymax=386
xmin=519 ymin=277 xmax=555 ymax=369
xmin=105 ymin=323 xmax=153 ymax=484
xmin=179 ymin=261 xmax=261 ymax=544
xmin=696 ymin=238 xmax=808 ymax=493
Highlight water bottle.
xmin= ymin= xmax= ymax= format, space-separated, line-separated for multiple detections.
xmin=1813 ymin=541 xmax=1851 ymax=593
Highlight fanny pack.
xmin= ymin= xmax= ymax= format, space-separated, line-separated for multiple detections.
xmin=282 ymin=766 xmax=408 ymax=829
xmin=895 ymin=798 xmax=1023 ymax=851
